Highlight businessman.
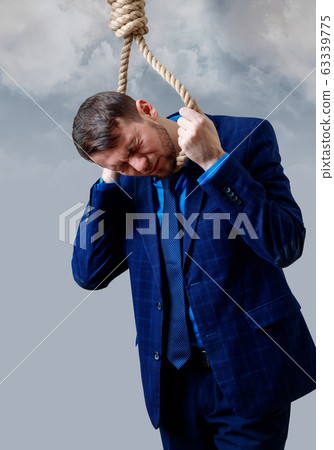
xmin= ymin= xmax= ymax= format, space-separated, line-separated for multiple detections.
xmin=71 ymin=91 xmax=316 ymax=449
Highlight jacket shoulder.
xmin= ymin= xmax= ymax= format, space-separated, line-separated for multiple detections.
xmin=205 ymin=114 xmax=276 ymax=157
xmin=207 ymin=114 xmax=270 ymax=133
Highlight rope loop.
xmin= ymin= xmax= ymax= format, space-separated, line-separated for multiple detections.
xmin=107 ymin=0 xmax=196 ymax=166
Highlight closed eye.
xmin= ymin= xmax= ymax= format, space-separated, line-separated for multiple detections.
xmin=111 ymin=140 xmax=140 ymax=171
xmin=128 ymin=139 xmax=141 ymax=155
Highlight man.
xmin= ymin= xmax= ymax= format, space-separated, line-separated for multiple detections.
xmin=71 ymin=91 xmax=315 ymax=449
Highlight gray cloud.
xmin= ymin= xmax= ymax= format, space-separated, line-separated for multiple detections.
xmin=1 ymin=0 xmax=315 ymax=107
xmin=0 ymin=0 xmax=112 ymax=98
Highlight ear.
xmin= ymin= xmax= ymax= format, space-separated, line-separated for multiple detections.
xmin=135 ymin=99 xmax=158 ymax=121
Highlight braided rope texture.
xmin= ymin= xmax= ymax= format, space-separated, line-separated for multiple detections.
xmin=107 ymin=0 xmax=195 ymax=166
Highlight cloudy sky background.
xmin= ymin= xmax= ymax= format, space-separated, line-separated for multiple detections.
xmin=0 ymin=1 xmax=315 ymax=449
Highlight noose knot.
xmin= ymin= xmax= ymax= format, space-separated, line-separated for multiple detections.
xmin=107 ymin=0 xmax=195 ymax=167
xmin=108 ymin=0 xmax=149 ymax=39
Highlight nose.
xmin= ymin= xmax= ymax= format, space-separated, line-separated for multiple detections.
xmin=130 ymin=155 xmax=150 ymax=174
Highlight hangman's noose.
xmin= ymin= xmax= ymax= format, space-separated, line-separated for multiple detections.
xmin=107 ymin=0 xmax=196 ymax=167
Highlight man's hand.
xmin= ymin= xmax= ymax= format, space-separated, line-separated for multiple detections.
xmin=101 ymin=168 xmax=120 ymax=183
xmin=177 ymin=104 xmax=226 ymax=171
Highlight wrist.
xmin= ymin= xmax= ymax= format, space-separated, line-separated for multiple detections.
xmin=201 ymin=149 xmax=226 ymax=171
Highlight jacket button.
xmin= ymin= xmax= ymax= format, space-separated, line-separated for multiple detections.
xmin=227 ymin=191 xmax=234 ymax=197
xmin=236 ymin=199 xmax=242 ymax=206
xmin=156 ymin=302 xmax=163 ymax=311
xmin=231 ymin=194 xmax=238 ymax=201
xmin=223 ymin=186 xmax=231 ymax=194
xmin=153 ymin=352 xmax=161 ymax=361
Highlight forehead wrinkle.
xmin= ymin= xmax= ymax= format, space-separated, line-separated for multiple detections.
xmin=128 ymin=137 xmax=136 ymax=152
xmin=107 ymin=137 xmax=135 ymax=171
xmin=118 ymin=122 xmax=136 ymax=151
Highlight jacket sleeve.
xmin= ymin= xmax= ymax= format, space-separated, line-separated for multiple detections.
xmin=71 ymin=179 xmax=132 ymax=290
xmin=198 ymin=119 xmax=306 ymax=268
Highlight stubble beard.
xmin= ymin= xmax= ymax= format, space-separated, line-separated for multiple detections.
xmin=150 ymin=122 xmax=177 ymax=178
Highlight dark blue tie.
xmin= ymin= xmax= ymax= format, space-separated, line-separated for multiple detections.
xmin=160 ymin=172 xmax=191 ymax=369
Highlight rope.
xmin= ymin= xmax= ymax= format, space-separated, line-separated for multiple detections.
xmin=107 ymin=0 xmax=196 ymax=167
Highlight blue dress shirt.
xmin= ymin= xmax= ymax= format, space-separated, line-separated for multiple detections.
xmin=98 ymin=114 xmax=229 ymax=347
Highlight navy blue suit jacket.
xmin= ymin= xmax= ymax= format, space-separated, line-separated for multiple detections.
xmin=72 ymin=115 xmax=316 ymax=428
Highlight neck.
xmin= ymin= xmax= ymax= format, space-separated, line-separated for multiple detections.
xmin=156 ymin=116 xmax=182 ymax=157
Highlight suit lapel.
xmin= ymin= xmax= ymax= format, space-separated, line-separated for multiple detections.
xmin=134 ymin=176 xmax=163 ymax=297
xmin=182 ymin=160 xmax=205 ymax=265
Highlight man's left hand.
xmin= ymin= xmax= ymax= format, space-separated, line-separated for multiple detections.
xmin=177 ymin=105 xmax=226 ymax=171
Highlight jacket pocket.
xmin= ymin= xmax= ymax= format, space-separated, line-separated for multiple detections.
xmin=245 ymin=294 xmax=301 ymax=329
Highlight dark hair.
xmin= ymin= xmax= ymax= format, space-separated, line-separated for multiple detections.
xmin=72 ymin=91 xmax=142 ymax=161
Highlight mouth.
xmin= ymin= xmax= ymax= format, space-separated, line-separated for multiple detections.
xmin=148 ymin=159 xmax=159 ymax=175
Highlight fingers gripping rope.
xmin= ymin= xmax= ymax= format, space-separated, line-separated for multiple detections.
xmin=107 ymin=0 xmax=196 ymax=167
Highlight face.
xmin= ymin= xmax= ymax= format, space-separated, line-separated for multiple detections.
xmin=90 ymin=117 xmax=178 ymax=178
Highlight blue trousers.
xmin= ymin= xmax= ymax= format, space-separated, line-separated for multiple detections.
xmin=159 ymin=361 xmax=290 ymax=450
